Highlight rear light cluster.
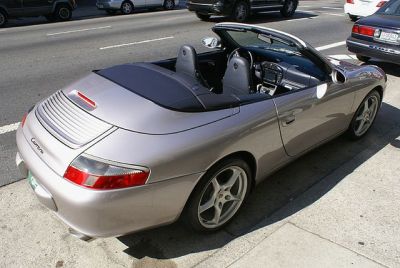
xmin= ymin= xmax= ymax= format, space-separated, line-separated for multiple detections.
xmin=346 ymin=0 xmax=354 ymax=3
xmin=64 ymin=154 xmax=150 ymax=190
xmin=352 ymin=25 xmax=376 ymax=36
xmin=21 ymin=113 xmax=28 ymax=128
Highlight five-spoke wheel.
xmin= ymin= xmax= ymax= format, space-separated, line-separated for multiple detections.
xmin=348 ymin=90 xmax=381 ymax=139
xmin=184 ymin=158 xmax=252 ymax=232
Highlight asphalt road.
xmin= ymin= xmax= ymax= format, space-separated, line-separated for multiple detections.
xmin=1 ymin=1 xmax=400 ymax=267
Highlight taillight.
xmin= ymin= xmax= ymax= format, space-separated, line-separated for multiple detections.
xmin=21 ymin=113 xmax=28 ymax=128
xmin=77 ymin=91 xmax=96 ymax=108
xmin=64 ymin=154 xmax=150 ymax=190
xmin=352 ymin=25 xmax=375 ymax=36
xmin=376 ymin=1 xmax=387 ymax=7
xmin=346 ymin=0 xmax=354 ymax=3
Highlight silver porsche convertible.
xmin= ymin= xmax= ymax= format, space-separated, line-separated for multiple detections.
xmin=16 ymin=23 xmax=386 ymax=240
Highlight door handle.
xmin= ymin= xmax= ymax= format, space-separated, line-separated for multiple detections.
xmin=282 ymin=115 xmax=295 ymax=126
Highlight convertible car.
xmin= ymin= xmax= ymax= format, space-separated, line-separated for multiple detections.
xmin=16 ymin=23 xmax=386 ymax=240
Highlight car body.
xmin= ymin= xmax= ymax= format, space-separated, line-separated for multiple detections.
xmin=96 ymin=0 xmax=179 ymax=15
xmin=16 ymin=23 xmax=386 ymax=240
xmin=344 ymin=0 xmax=388 ymax=21
xmin=0 ymin=0 xmax=77 ymax=27
xmin=347 ymin=0 xmax=400 ymax=64
xmin=187 ymin=0 xmax=297 ymax=22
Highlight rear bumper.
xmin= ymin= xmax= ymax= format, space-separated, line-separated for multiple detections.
xmin=347 ymin=37 xmax=400 ymax=65
xmin=16 ymin=125 xmax=203 ymax=238
xmin=187 ymin=1 xmax=231 ymax=15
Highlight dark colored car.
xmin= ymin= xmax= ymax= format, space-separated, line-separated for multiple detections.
xmin=347 ymin=0 xmax=400 ymax=64
xmin=187 ymin=0 xmax=298 ymax=22
xmin=0 ymin=0 xmax=77 ymax=27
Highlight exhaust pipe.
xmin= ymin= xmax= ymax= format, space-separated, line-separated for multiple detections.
xmin=68 ymin=228 xmax=95 ymax=242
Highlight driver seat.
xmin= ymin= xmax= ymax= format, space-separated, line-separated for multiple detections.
xmin=175 ymin=45 xmax=209 ymax=88
xmin=223 ymin=56 xmax=251 ymax=96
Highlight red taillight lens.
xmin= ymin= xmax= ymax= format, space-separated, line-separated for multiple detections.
xmin=346 ymin=0 xmax=354 ymax=3
xmin=376 ymin=1 xmax=387 ymax=7
xmin=353 ymin=25 xmax=375 ymax=36
xmin=21 ymin=113 xmax=28 ymax=128
xmin=64 ymin=154 xmax=150 ymax=190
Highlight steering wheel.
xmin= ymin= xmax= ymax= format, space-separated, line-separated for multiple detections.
xmin=227 ymin=47 xmax=254 ymax=69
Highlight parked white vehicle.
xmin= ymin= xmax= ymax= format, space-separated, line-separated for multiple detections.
xmin=96 ymin=0 xmax=179 ymax=15
xmin=344 ymin=0 xmax=388 ymax=21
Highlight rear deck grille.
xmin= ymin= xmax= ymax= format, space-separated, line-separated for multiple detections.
xmin=36 ymin=91 xmax=112 ymax=148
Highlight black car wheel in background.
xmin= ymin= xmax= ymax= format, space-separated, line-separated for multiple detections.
xmin=347 ymin=0 xmax=400 ymax=65
xmin=54 ymin=4 xmax=73 ymax=21
xmin=231 ymin=1 xmax=249 ymax=22
xmin=280 ymin=0 xmax=298 ymax=17
xmin=0 ymin=9 xmax=7 ymax=27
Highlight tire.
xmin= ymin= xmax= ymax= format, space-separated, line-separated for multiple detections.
xmin=106 ymin=9 xmax=117 ymax=15
xmin=121 ymin=1 xmax=134 ymax=14
xmin=54 ymin=4 xmax=72 ymax=21
xmin=280 ymin=0 xmax=298 ymax=17
xmin=349 ymin=14 xmax=358 ymax=21
xmin=163 ymin=0 xmax=175 ymax=10
xmin=0 ymin=9 xmax=7 ymax=27
xmin=356 ymin=54 xmax=370 ymax=62
xmin=183 ymin=158 xmax=252 ymax=232
xmin=231 ymin=1 xmax=250 ymax=22
xmin=347 ymin=90 xmax=381 ymax=140
xmin=196 ymin=12 xmax=211 ymax=21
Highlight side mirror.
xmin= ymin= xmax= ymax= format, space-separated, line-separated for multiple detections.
xmin=331 ymin=69 xmax=346 ymax=84
xmin=201 ymin=36 xmax=221 ymax=49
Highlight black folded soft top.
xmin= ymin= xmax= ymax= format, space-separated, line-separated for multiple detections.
xmin=96 ymin=63 xmax=239 ymax=112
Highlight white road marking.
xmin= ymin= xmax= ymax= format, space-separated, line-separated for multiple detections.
xmin=329 ymin=54 xmax=358 ymax=60
xmin=298 ymin=5 xmax=311 ymax=8
xmin=322 ymin=12 xmax=345 ymax=17
xmin=46 ymin=26 xmax=111 ymax=36
xmin=297 ymin=10 xmax=318 ymax=14
xmin=321 ymin=7 xmax=343 ymax=10
xmin=0 ymin=122 xmax=20 ymax=135
xmin=316 ymin=41 xmax=346 ymax=51
xmin=285 ymin=17 xmax=316 ymax=22
xmin=99 ymin=36 xmax=174 ymax=50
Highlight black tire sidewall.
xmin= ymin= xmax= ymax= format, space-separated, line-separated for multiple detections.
xmin=232 ymin=1 xmax=249 ymax=22
xmin=280 ymin=0 xmax=297 ymax=17
xmin=184 ymin=158 xmax=252 ymax=232
xmin=347 ymin=90 xmax=381 ymax=140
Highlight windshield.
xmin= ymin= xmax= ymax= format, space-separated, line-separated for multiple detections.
xmin=225 ymin=30 xmax=301 ymax=56
xmin=376 ymin=0 xmax=400 ymax=15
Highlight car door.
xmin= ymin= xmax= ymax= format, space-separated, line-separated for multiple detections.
xmin=145 ymin=0 xmax=162 ymax=7
xmin=22 ymin=0 xmax=53 ymax=16
xmin=3 ymin=0 xmax=24 ymax=16
xmin=251 ymin=0 xmax=283 ymax=9
xmin=273 ymin=81 xmax=354 ymax=157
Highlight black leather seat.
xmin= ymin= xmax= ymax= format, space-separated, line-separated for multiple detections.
xmin=223 ymin=57 xmax=251 ymax=96
xmin=175 ymin=45 xmax=209 ymax=88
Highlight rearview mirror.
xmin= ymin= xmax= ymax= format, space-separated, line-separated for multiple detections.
xmin=201 ymin=36 xmax=221 ymax=49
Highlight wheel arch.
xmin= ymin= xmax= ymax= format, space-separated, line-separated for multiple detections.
xmin=52 ymin=1 xmax=73 ymax=13
xmin=0 ymin=6 xmax=8 ymax=16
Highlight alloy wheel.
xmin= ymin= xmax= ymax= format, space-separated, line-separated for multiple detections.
xmin=197 ymin=166 xmax=248 ymax=228
xmin=59 ymin=7 xmax=70 ymax=20
xmin=234 ymin=3 xmax=248 ymax=22
xmin=353 ymin=95 xmax=379 ymax=137
xmin=0 ymin=12 xmax=6 ymax=26
xmin=164 ymin=0 xmax=174 ymax=10
xmin=122 ymin=2 xmax=133 ymax=14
